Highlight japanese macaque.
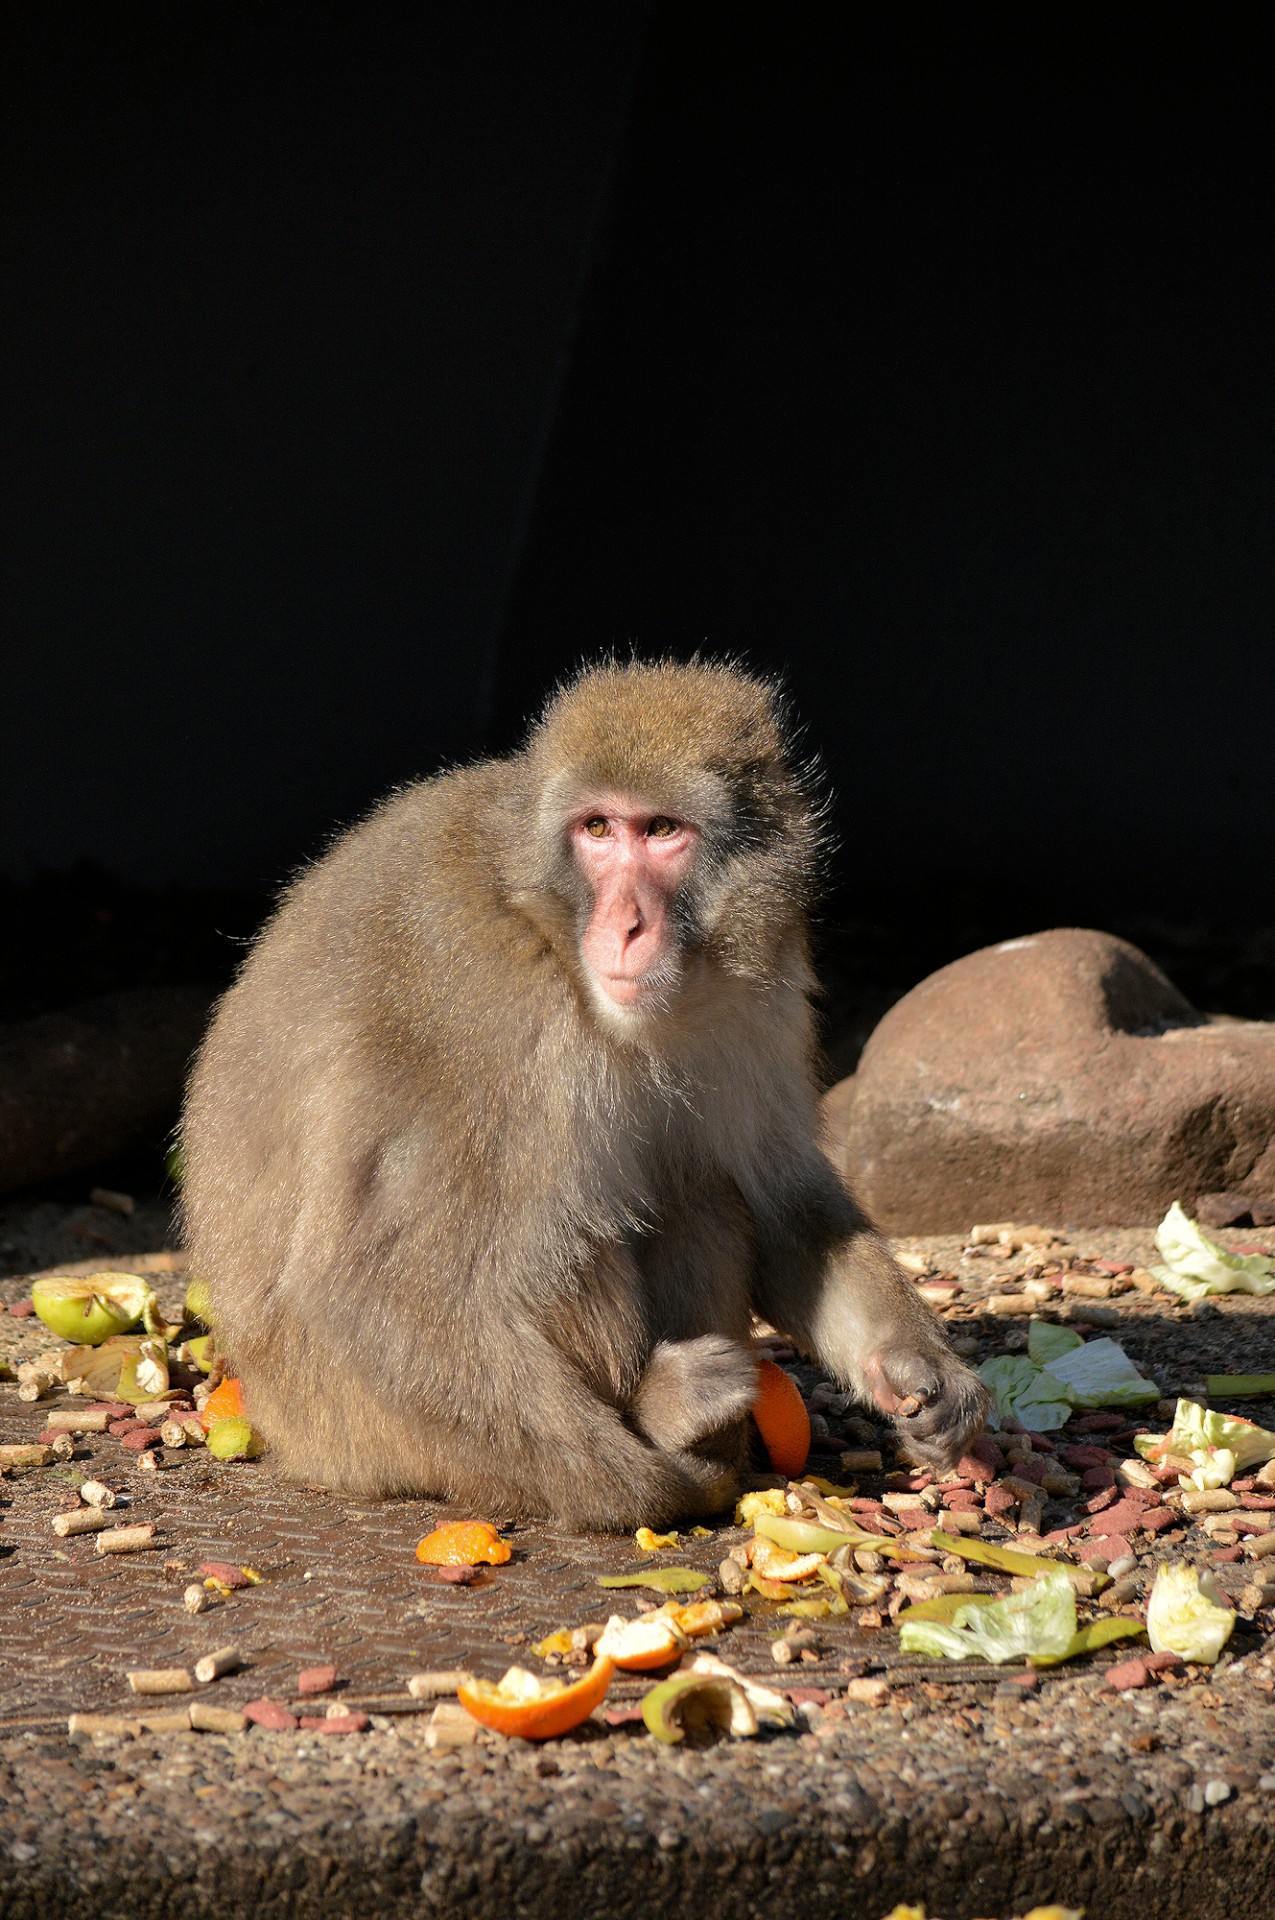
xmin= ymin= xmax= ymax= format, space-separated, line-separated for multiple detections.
xmin=181 ymin=661 xmax=986 ymax=1526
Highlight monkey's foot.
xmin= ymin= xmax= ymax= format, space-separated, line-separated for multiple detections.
xmin=631 ymin=1334 xmax=758 ymax=1453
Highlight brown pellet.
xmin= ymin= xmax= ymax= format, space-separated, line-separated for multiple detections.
xmin=68 ymin=1714 xmax=145 ymax=1740
xmin=0 ymin=1443 xmax=52 ymax=1470
xmin=243 ymin=1697 xmax=300 ymax=1732
xmin=96 ymin=1523 xmax=158 ymax=1555
xmin=838 ymin=1449 xmax=883 ymax=1474
xmin=297 ymin=1663 xmax=337 ymax=1695
xmin=189 ymin=1701 xmax=247 ymax=1734
xmin=51 ymin=1509 xmax=111 ymax=1538
xmin=425 ymin=1701 xmax=480 ymax=1749
xmin=127 ymin=1668 xmax=195 ymax=1695
xmin=406 ymin=1670 xmax=473 ymax=1701
xmin=43 ymin=1409 xmax=110 ymax=1433
xmin=194 ymin=1645 xmax=243 ymax=1684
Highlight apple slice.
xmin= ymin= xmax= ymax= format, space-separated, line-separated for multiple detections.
xmin=31 ymin=1274 xmax=156 ymax=1346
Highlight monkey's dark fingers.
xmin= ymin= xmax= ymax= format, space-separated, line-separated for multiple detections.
xmin=864 ymin=1351 xmax=942 ymax=1416
xmin=870 ymin=1349 xmax=990 ymax=1472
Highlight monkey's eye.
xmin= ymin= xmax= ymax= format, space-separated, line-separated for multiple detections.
xmin=646 ymin=816 xmax=678 ymax=838
xmin=584 ymin=817 xmax=609 ymax=837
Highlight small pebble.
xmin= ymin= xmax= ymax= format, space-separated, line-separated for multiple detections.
xmin=1203 ymin=1779 xmax=1232 ymax=1806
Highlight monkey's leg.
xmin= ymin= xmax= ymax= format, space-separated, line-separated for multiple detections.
xmin=464 ymin=1329 xmax=747 ymax=1529
xmin=628 ymin=1179 xmax=757 ymax=1455
xmin=751 ymin=1168 xmax=988 ymax=1470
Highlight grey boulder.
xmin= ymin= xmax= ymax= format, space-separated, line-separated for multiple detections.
xmin=824 ymin=927 xmax=1275 ymax=1233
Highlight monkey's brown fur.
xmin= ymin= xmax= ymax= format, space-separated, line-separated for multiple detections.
xmin=182 ymin=661 xmax=986 ymax=1525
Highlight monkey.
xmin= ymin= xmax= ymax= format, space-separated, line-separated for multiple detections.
xmin=180 ymin=660 xmax=987 ymax=1527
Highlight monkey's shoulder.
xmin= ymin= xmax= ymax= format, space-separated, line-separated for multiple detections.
xmin=258 ymin=758 xmax=564 ymax=1022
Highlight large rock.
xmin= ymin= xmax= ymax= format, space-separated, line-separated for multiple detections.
xmin=824 ymin=928 xmax=1275 ymax=1232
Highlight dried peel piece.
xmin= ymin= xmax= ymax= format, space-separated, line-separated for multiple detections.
xmin=598 ymin=1567 xmax=709 ymax=1595
xmin=634 ymin=1526 xmax=680 ymax=1552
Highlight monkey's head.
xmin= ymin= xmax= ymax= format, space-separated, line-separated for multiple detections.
xmin=510 ymin=660 xmax=821 ymax=1030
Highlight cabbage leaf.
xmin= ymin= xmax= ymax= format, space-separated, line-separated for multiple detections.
xmin=1146 ymin=1562 xmax=1235 ymax=1664
xmin=1150 ymin=1201 xmax=1275 ymax=1303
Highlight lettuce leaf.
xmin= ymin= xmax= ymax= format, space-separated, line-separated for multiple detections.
xmin=1133 ymin=1397 xmax=1275 ymax=1489
xmin=1146 ymin=1562 xmax=1235 ymax=1664
xmin=898 ymin=1568 xmax=1077 ymax=1664
xmin=1028 ymin=1321 xmax=1084 ymax=1367
xmin=978 ymin=1355 xmax=1073 ymax=1430
xmin=979 ymin=1333 xmax=1156 ymax=1427
xmin=1040 ymin=1337 xmax=1158 ymax=1408
xmin=1150 ymin=1201 xmax=1275 ymax=1303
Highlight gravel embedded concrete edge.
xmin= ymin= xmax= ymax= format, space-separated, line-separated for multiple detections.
xmin=2 ymin=1754 xmax=1274 ymax=1920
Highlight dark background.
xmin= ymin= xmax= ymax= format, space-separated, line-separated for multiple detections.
xmin=4 ymin=3 xmax=1273 ymax=1050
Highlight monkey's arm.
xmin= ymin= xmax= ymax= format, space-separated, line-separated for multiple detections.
xmin=748 ymin=1155 xmax=988 ymax=1469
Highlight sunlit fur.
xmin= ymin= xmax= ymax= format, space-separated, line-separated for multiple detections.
xmin=181 ymin=659 xmax=986 ymax=1525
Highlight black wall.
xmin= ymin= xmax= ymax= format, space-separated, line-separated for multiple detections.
xmin=498 ymin=5 xmax=1275 ymax=916
xmin=5 ymin=5 xmax=1272 ymax=923
xmin=4 ymin=3 xmax=648 ymax=891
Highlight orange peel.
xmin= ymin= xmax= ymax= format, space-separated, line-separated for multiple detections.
xmin=200 ymin=1377 xmax=246 ymax=1431
xmin=595 ymin=1613 xmax=688 ymax=1671
xmin=415 ymin=1520 xmax=512 ymax=1567
xmin=751 ymin=1357 xmax=811 ymax=1478
xmin=457 ymin=1658 xmax=614 ymax=1739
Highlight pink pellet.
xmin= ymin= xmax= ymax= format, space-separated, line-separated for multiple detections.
xmin=297 ymin=1664 xmax=338 ymax=1696
xmin=243 ymin=1698 xmax=299 ymax=1732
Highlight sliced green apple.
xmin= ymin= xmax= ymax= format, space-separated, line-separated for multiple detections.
xmin=184 ymin=1276 xmax=213 ymax=1328
xmin=31 ymin=1274 xmax=156 ymax=1346
xmin=641 ymin=1670 xmax=758 ymax=1745
xmin=206 ymin=1416 xmax=264 ymax=1461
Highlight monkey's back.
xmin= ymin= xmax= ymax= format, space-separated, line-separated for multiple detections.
xmin=180 ymin=758 xmax=622 ymax=1488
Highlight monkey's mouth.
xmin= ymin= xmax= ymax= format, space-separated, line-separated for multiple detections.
xmin=594 ymin=964 xmax=680 ymax=1013
xmin=599 ymin=973 xmax=650 ymax=1006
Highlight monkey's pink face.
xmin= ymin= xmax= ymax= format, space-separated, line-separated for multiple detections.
xmin=570 ymin=798 xmax=700 ymax=1011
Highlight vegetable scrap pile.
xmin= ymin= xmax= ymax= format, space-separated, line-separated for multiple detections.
xmin=3 ymin=1200 xmax=1274 ymax=1749
xmin=5 ymin=1270 xmax=260 ymax=1472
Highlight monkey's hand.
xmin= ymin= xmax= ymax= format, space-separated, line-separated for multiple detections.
xmin=864 ymin=1344 xmax=989 ymax=1472
xmin=631 ymin=1335 xmax=758 ymax=1454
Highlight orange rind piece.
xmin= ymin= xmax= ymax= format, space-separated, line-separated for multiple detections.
xmin=595 ymin=1613 xmax=689 ymax=1671
xmin=199 ymin=1376 xmax=246 ymax=1431
xmin=457 ymin=1658 xmax=614 ymax=1739
xmin=751 ymin=1357 xmax=811 ymax=1478
xmin=415 ymin=1520 xmax=512 ymax=1567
